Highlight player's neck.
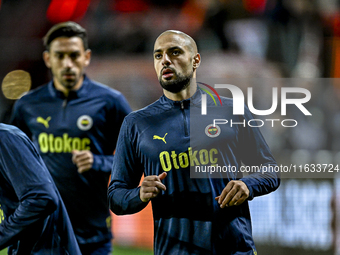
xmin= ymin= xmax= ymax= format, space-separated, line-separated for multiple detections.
xmin=163 ymin=79 xmax=197 ymax=102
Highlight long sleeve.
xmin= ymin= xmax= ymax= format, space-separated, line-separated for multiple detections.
xmin=0 ymin=129 xmax=58 ymax=249
xmin=92 ymin=92 xmax=132 ymax=173
xmin=10 ymin=100 xmax=32 ymax=139
xmin=92 ymin=154 xmax=114 ymax=173
xmin=108 ymin=118 xmax=148 ymax=215
xmin=238 ymin=106 xmax=280 ymax=200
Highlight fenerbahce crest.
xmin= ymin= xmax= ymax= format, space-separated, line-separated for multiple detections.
xmin=205 ymin=124 xmax=221 ymax=138
xmin=77 ymin=115 xmax=93 ymax=131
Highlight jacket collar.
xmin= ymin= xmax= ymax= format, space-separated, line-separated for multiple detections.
xmin=159 ymin=86 xmax=203 ymax=109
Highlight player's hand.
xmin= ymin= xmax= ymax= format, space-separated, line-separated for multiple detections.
xmin=215 ymin=180 xmax=249 ymax=208
xmin=139 ymin=172 xmax=167 ymax=203
xmin=72 ymin=150 xmax=94 ymax=174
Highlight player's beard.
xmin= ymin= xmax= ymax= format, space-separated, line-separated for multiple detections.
xmin=60 ymin=70 xmax=79 ymax=90
xmin=159 ymin=71 xmax=193 ymax=93
xmin=61 ymin=80 xmax=77 ymax=90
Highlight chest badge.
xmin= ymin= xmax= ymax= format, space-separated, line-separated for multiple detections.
xmin=37 ymin=116 xmax=51 ymax=128
xmin=153 ymin=133 xmax=168 ymax=144
xmin=77 ymin=115 xmax=93 ymax=131
xmin=205 ymin=124 xmax=221 ymax=138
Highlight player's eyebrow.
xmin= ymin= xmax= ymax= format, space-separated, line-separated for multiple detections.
xmin=153 ymin=46 xmax=183 ymax=54
xmin=53 ymin=50 xmax=81 ymax=55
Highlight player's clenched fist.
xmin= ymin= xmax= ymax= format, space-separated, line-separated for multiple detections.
xmin=72 ymin=150 xmax=94 ymax=174
xmin=139 ymin=172 xmax=167 ymax=202
xmin=215 ymin=180 xmax=250 ymax=208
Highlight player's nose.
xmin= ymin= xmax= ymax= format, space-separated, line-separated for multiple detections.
xmin=162 ymin=53 xmax=171 ymax=66
xmin=62 ymin=55 xmax=73 ymax=68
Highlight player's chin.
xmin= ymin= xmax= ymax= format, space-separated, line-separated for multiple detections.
xmin=63 ymin=81 xmax=76 ymax=89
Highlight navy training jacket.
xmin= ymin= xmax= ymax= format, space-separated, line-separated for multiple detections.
xmin=11 ymin=75 xmax=132 ymax=245
xmin=108 ymin=88 xmax=280 ymax=255
xmin=0 ymin=123 xmax=81 ymax=254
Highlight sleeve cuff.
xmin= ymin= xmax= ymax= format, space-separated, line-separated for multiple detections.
xmin=92 ymin=154 xmax=100 ymax=171
xmin=240 ymin=178 xmax=255 ymax=201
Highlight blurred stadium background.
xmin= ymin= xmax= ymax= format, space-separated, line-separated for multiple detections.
xmin=1 ymin=0 xmax=340 ymax=254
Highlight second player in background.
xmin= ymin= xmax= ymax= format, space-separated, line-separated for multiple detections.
xmin=11 ymin=21 xmax=132 ymax=255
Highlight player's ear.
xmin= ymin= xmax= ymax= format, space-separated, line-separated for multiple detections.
xmin=84 ymin=49 xmax=91 ymax=67
xmin=43 ymin=51 xmax=51 ymax=68
xmin=193 ymin=53 xmax=201 ymax=70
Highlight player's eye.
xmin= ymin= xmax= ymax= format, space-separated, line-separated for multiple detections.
xmin=55 ymin=53 xmax=64 ymax=60
xmin=154 ymin=53 xmax=162 ymax=59
xmin=172 ymin=50 xmax=180 ymax=56
xmin=69 ymin=53 xmax=80 ymax=60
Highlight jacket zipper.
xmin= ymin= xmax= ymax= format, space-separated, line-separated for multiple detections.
xmin=180 ymin=101 xmax=189 ymax=137
xmin=62 ymin=98 xmax=67 ymax=120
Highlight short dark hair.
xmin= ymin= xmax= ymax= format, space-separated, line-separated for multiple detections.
xmin=43 ymin=21 xmax=88 ymax=51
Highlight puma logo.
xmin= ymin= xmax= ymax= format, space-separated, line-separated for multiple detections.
xmin=0 ymin=204 xmax=4 ymax=224
xmin=37 ymin=116 xmax=51 ymax=128
xmin=153 ymin=133 xmax=168 ymax=144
